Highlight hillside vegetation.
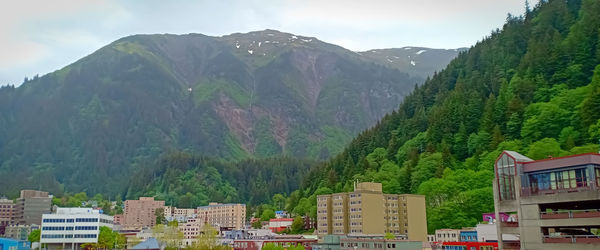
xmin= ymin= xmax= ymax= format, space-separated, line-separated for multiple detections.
xmin=0 ymin=30 xmax=461 ymax=197
xmin=289 ymin=0 xmax=600 ymax=232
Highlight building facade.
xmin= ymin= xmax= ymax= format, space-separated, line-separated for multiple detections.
xmin=339 ymin=237 xmax=423 ymax=250
xmin=40 ymin=207 xmax=114 ymax=250
xmin=0 ymin=198 xmax=15 ymax=234
xmin=13 ymin=190 xmax=51 ymax=226
xmin=122 ymin=197 xmax=165 ymax=229
xmin=196 ymin=203 xmax=246 ymax=230
xmin=317 ymin=182 xmax=427 ymax=241
xmin=435 ymin=229 xmax=460 ymax=243
xmin=493 ymin=151 xmax=600 ymax=249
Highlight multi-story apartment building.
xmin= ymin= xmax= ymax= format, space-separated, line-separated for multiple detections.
xmin=196 ymin=203 xmax=246 ymax=230
xmin=317 ymin=182 xmax=427 ymax=241
xmin=13 ymin=190 xmax=52 ymax=226
xmin=122 ymin=197 xmax=165 ymax=229
xmin=164 ymin=206 xmax=197 ymax=222
xmin=493 ymin=151 xmax=600 ymax=249
xmin=40 ymin=207 xmax=114 ymax=250
xmin=0 ymin=198 xmax=15 ymax=233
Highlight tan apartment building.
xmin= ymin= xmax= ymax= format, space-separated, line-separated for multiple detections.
xmin=123 ymin=197 xmax=165 ymax=229
xmin=317 ymin=182 xmax=427 ymax=241
xmin=196 ymin=203 xmax=246 ymax=230
xmin=493 ymin=151 xmax=600 ymax=250
xmin=164 ymin=206 xmax=196 ymax=218
xmin=14 ymin=190 xmax=52 ymax=225
xmin=434 ymin=229 xmax=460 ymax=242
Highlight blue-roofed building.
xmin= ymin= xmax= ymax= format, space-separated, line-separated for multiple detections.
xmin=459 ymin=230 xmax=477 ymax=242
xmin=131 ymin=237 xmax=162 ymax=250
xmin=0 ymin=238 xmax=31 ymax=250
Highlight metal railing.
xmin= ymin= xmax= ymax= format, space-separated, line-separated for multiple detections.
xmin=543 ymin=235 xmax=600 ymax=244
xmin=521 ymin=183 xmax=595 ymax=197
xmin=540 ymin=209 xmax=600 ymax=219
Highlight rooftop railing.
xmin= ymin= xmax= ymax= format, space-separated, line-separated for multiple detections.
xmin=540 ymin=209 xmax=600 ymax=219
xmin=521 ymin=182 xmax=595 ymax=197
xmin=543 ymin=235 xmax=600 ymax=244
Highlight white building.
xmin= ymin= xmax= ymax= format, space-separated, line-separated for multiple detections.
xmin=475 ymin=223 xmax=519 ymax=242
xmin=40 ymin=207 xmax=114 ymax=250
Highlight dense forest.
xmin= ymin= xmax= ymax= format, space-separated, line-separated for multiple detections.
xmin=125 ymin=152 xmax=315 ymax=208
xmin=283 ymin=0 xmax=600 ymax=233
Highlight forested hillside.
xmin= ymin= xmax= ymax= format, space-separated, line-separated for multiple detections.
xmin=0 ymin=30 xmax=461 ymax=197
xmin=287 ymin=0 xmax=600 ymax=233
xmin=125 ymin=152 xmax=315 ymax=207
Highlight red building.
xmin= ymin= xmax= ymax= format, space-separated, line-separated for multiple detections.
xmin=268 ymin=218 xmax=294 ymax=233
xmin=435 ymin=241 xmax=498 ymax=250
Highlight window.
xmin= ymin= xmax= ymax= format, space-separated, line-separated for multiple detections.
xmin=596 ymin=168 xmax=600 ymax=186
xmin=496 ymin=154 xmax=516 ymax=200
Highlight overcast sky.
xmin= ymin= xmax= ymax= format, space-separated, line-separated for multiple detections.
xmin=0 ymin=0 xmax=536 ymax=86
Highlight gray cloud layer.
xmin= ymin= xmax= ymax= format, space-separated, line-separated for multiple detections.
xmin=0 ymin=0 xmax=535 ymax=86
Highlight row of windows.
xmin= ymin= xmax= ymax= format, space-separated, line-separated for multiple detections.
xmin=76 ymin=218 xmax=99 ymax=222
xmin=75 ymin=226 xmax=97 ymax=230
xmin=43 ymin=218 xmax=98 ymax=223
xmin=41 ymin=234 xmax=98 ymax=239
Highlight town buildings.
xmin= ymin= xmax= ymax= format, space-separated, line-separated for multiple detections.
xmin=317 ymin=182 xmax=427 ymax=241
xmin=13 ymin=190 xmax=52 ymax=226
xmin=122 ymin=197 xmax=165 ymax=229
xmin=493 ymin=151 xmax=600 ymax=249
xmin=339 ymin=237 xmax=424 ymax=250
xmin=40 ymin=207 xmax=114 ymax=250
xmin=196 ymin=203 xmax=246 ymax=230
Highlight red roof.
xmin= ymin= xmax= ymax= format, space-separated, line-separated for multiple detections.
xmin=521 ymin=153 xmax=600 ymax=172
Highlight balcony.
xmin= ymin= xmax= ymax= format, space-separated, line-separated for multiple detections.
xmin=542 ymin=235 xmax=600 ymax=244
xmin=501 ymin=222 xmax=519 ymax=227
xmin=521 ymin=183 xmax=595 ymax=197
xmin=502 ymin=241 xmax=520 ymax=249
xmin=541 ymin=209 xmax=600 ymax=219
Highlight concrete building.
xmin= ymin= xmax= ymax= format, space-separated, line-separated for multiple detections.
xmin=0 ymin=198 xmax=14 ymax=234
xmin=13 ymin=190 xmax=52 ymax=226
xmin=40 ymin=207 xmax=114 ymax=250
xmin=493 ymin=151 xmax=600 ymax=249
xmin=435 ymin=229 xmax=460 ymax=242
xmin=475 ymin=223 xmax=518 ymax=243
xmin=164 ymin=206 xmax=196 ymax=223
xmin=178 ymin=217 xmax=203 ymax=246
xmin=317 ymin=182 xmax=427 ymax=241
xmin=123 ymin=197 xmax=165 ymax=229
xmin=4 ymin=224 xmax=38 ymax=241
xmin=196 ymin=203 xmax=246 ymax=230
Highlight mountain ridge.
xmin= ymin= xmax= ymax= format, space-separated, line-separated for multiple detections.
xmin=0 ymin=29 xmax=462 ymax=196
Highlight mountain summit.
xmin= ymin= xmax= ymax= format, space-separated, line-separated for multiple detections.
xmin=0 ymin=30 xmax=461 ymax=194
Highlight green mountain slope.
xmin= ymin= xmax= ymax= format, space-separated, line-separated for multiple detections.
xmin=293 ymin=0 xmax=600 ymax=233
xmin=0 ymin=30 xmax=460 ymax=197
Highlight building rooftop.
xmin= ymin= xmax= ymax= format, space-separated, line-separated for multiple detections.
xmin=521 ymin=152 xmax=600 ymax=172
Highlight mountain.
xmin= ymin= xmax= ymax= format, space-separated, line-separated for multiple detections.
xmin=0 ymin=30 xmax=460 ymax=196
xmin=358 ymin=47 xmax=468 ymax=79
xmin=292 ymin=0 xmax=600 ymax=233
